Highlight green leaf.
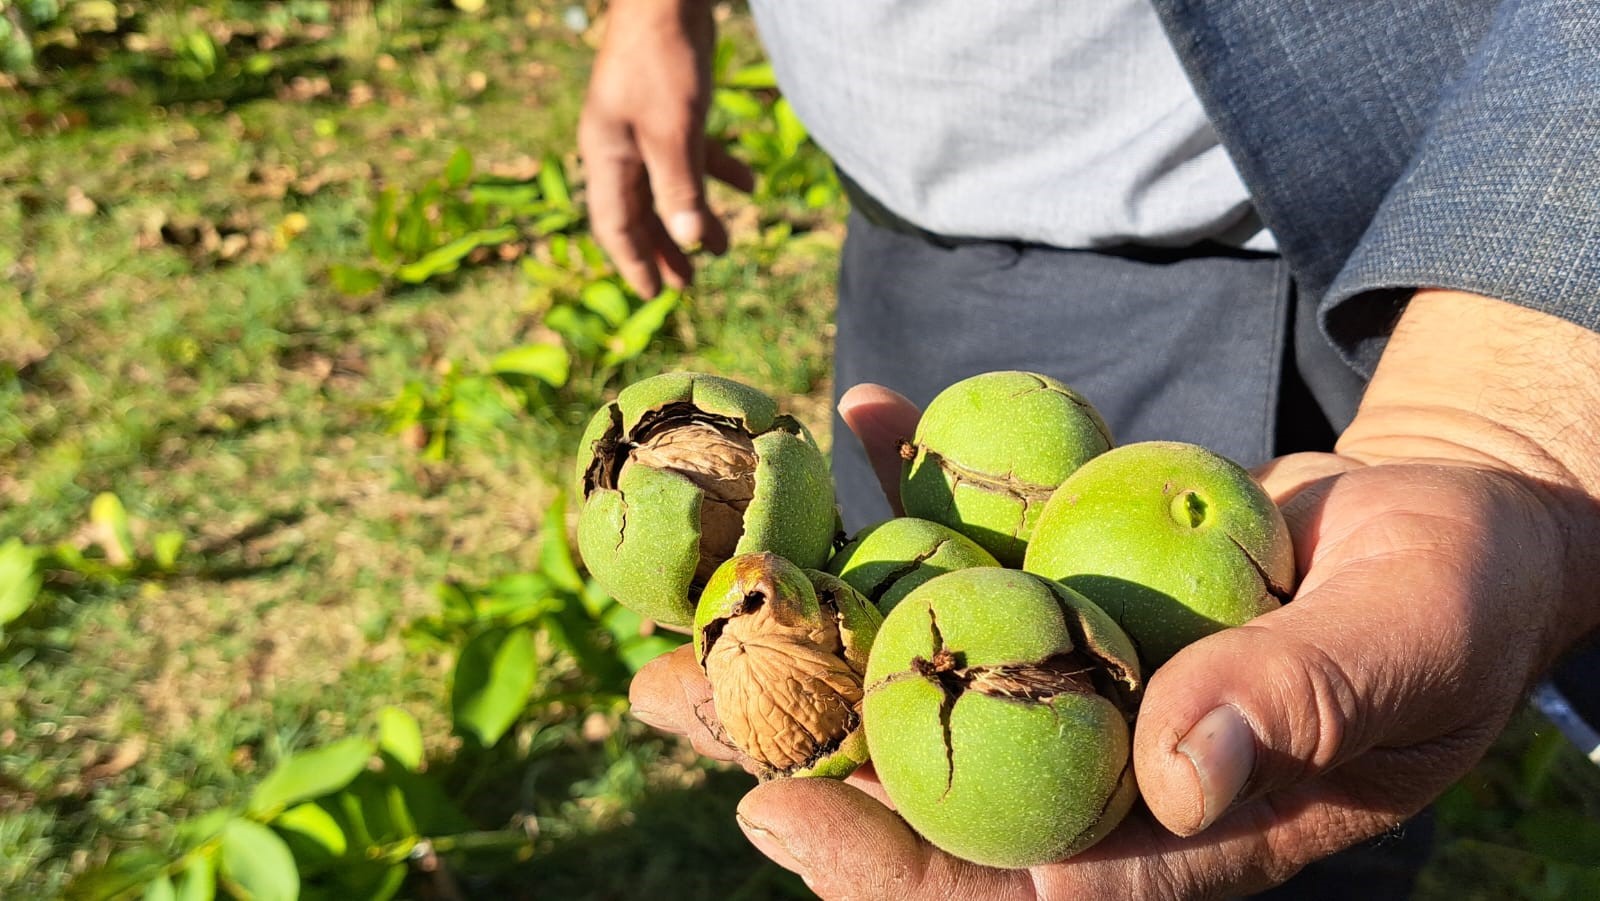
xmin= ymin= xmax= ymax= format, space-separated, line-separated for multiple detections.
xmin=520 ymin=257 xmax=571 ymax=288
xmin=710 ymin=35 xmax=735 ymax=83
xmin=91 ymin=492 xmax=137 ymax=566
xmin=443 ymin=147 xmax=474 ymax=188
xmin=329 ymin=264 xmax=384 ymax=296
xmin=0 ymin=538 xmax=42 ymax=627
xmin=712 ymin=88 xmax=765 ymax=121
xmin=489 ymin=343 xmax=570 ymax=387
xmin=152 ymin=531 xmax=185 ymax=571
xmin=602 ymin=291 xmax=680 ymax=368
xmin=724 ymin=61 xmax=777 ymax=89
xmin=773 ymin=98 xmax=808 ymax=156
xmin=247 ymin=737 xmax=374 ymax=818
xmin=332 ymin=863 xmax=407 ymax=901
xmin=65 ymin=846 xmax=173 ymax=901
xmin=452 ymin=626 xmax=538 ymax=746
xmin=538 ymin=494 xmax=583 ymax=593
xmin=344 ymin=774 xmax=417 ymax=845
xmin=543 ymin=604 xmax=629 ymax=689
xmin=143 ymin=874 xmax=177 ymax=901
xmin=545 ymin=306 xmax=607 ymax=358
xmin=274 ymin=802 xmax=348 ymax=859
xmin=394 ymin=194 xmax=437 ymax=260
xmin=579 ymin=280 xmax=630 ymax=328
xmin=389 ymin=769 xmax=473 ymax=836
xmin=172 ymin=853 xmax=217 ymax=901
xmin=576 ymin=235 xmax=609 ymax=272
xmin=538 ymin=154 xmax=572 ymax=210
xmin=368 ymin=187 xmax=400 ymax=263
xmin=175 ymin=809 xmax=233 ymax=851
xmin=619 ymin=633 xmax=686 ymax=674
xmin=469 ymin=181 xmax=541 ymax=211
xmin=219 ymin=818 xmax=298 ymax=901
xmin=479 ymin=572 xmax=561 ymax=622
xmin=376 ymin=707 xmax=424 ymax=772
xmin=396 ymin=226 xmax=519 ymax=283
xmin=531 ymin=210 xmax=581 ymax=236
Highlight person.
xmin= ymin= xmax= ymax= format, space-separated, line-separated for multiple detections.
xmin=577 ymin=1 xmax=1600 ymax=897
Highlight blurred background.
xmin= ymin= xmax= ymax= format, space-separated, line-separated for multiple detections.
xmin=1 ymin=2 xmax=1597 ymax=898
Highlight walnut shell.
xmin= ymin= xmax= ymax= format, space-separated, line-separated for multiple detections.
xmin=693 ymin=553 xmax=882 ymax=779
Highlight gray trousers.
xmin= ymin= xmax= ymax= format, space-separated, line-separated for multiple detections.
xmin=830 ymin=208 xmax=1356 ymax=533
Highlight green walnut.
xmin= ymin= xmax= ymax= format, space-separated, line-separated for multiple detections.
xmin=1024 ymin=440 xmax=1295 ymax=668
xmin=863 ymin=568 xmax=1142 ymax=868
xmin=826 ymin=517 xmax=1001 ymax=614
xmin=694 ymin=552 xmax=882 ymax=779
xmin=575 ymin=372 xmax=837 ymax=629
xmin=900 ymin=371 xmax=1112 ymax=566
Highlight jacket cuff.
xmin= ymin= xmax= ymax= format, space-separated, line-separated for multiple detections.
xmin=1321 ymin=0 xmax=1600 ymax=376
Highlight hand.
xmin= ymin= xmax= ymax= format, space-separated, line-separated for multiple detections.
xmin=628 ymin=293 xmax=1600 ymax=898
xmin=577 ymin=0 xmax=755 ymax=298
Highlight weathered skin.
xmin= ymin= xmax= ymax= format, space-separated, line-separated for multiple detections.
xmin=826 ymin=517 xmax=1001 ymax=614
xmin=863 ymin=568 xmax=1142 ymax=868
xmin=900 ymin=371 xmax=1112 ymax=566
xmin=575 ymin=372 xmax=837 ymax=628
xmin=694 ymin=553 xmax=882 ymax=779
xmin=1024 ymin=440 xmax=1296 ymax=669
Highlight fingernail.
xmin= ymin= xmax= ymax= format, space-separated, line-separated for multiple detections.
xmin=667 ymin=211 xmax=702 ymax=250
xmin=1177 ymin=705 xmax=1256 ymax=832
xmin=736 ymin=813 xmax=805 ymax=875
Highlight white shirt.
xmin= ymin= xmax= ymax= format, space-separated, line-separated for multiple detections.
xmin=748 ymin=1 xmax=1273 ymax=250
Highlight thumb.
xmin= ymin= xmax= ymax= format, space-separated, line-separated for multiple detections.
xmin=838 ymin=383 xmax=922 ymax=515
xmin=736 ymin=778 xmax=1027 ymax=899
xmin=1130 ymin=553 xmax=1487 ymax=839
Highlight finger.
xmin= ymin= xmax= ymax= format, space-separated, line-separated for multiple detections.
xmin=707 ymin=141 xmax=756 ymax=193
xmin=1251 ymin=451 xmax=1361 ymax=507
xmin=636 ymin=117 xmax=711 ymax=251
xmin=579 ymin=117 xmax=664 ymax=298
xmin=838 ymin=383 xmax=922 ymax=516
xmin=648 ymin=215 xmax=695 ymax=290
xmin=1251 ymin=451 xmax=1363 ymax=576
xmin=628 ymin=644 xmax=744 ymax=764
xmin=736 ymin=778 xmax=1031 ymax=899
xmin=842 ymin=763 xmax=894 ymax=809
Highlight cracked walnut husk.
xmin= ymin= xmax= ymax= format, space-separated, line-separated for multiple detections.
xmin=899 ymin=371 xmax=1112 ymax=566
xmin=693 ymin=552 xmax=882 ymax=779
xmin=862 ymin=567 xmax=1142 ymax=868
xmin=575 ymin=372 xmax=837 ymax=629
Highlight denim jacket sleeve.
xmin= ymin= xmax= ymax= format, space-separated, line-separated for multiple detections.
xmin=1155 ymin=0 xmax=1600 ymax=375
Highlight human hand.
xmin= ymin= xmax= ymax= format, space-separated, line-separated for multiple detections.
xmin=577 ymin=0 xmax=755 ymax=298
xmin=627 ymin=293 xmax=1600 ymax=899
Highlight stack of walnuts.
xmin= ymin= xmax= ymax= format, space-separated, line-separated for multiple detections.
xmin=575 ymin=371 xmax=1294 ymax=868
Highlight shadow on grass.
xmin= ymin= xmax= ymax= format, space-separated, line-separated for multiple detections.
xmin=18 ymin=21 xmax=442 ymax=131
xmin=474 ymin=769 xmax=814 ymax=901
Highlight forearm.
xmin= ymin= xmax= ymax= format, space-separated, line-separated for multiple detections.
xmin=1337 ymin=289 xmax=1600 ymax=650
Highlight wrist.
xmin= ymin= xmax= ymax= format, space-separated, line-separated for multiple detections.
xmin=1338 ymin=289 xmax=1600 ymax=646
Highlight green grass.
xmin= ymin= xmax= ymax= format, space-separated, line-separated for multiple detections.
xmin=2 ymin=3 xmax=832 ymax=896
xmin=2 ymin=2 xmax=1597 ymax=899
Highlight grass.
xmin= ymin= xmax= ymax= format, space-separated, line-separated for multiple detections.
xmin=3 ymin=3 xmax=831 ymax=896
xmin=2 ymin=2 xmax=1597 ymax=899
